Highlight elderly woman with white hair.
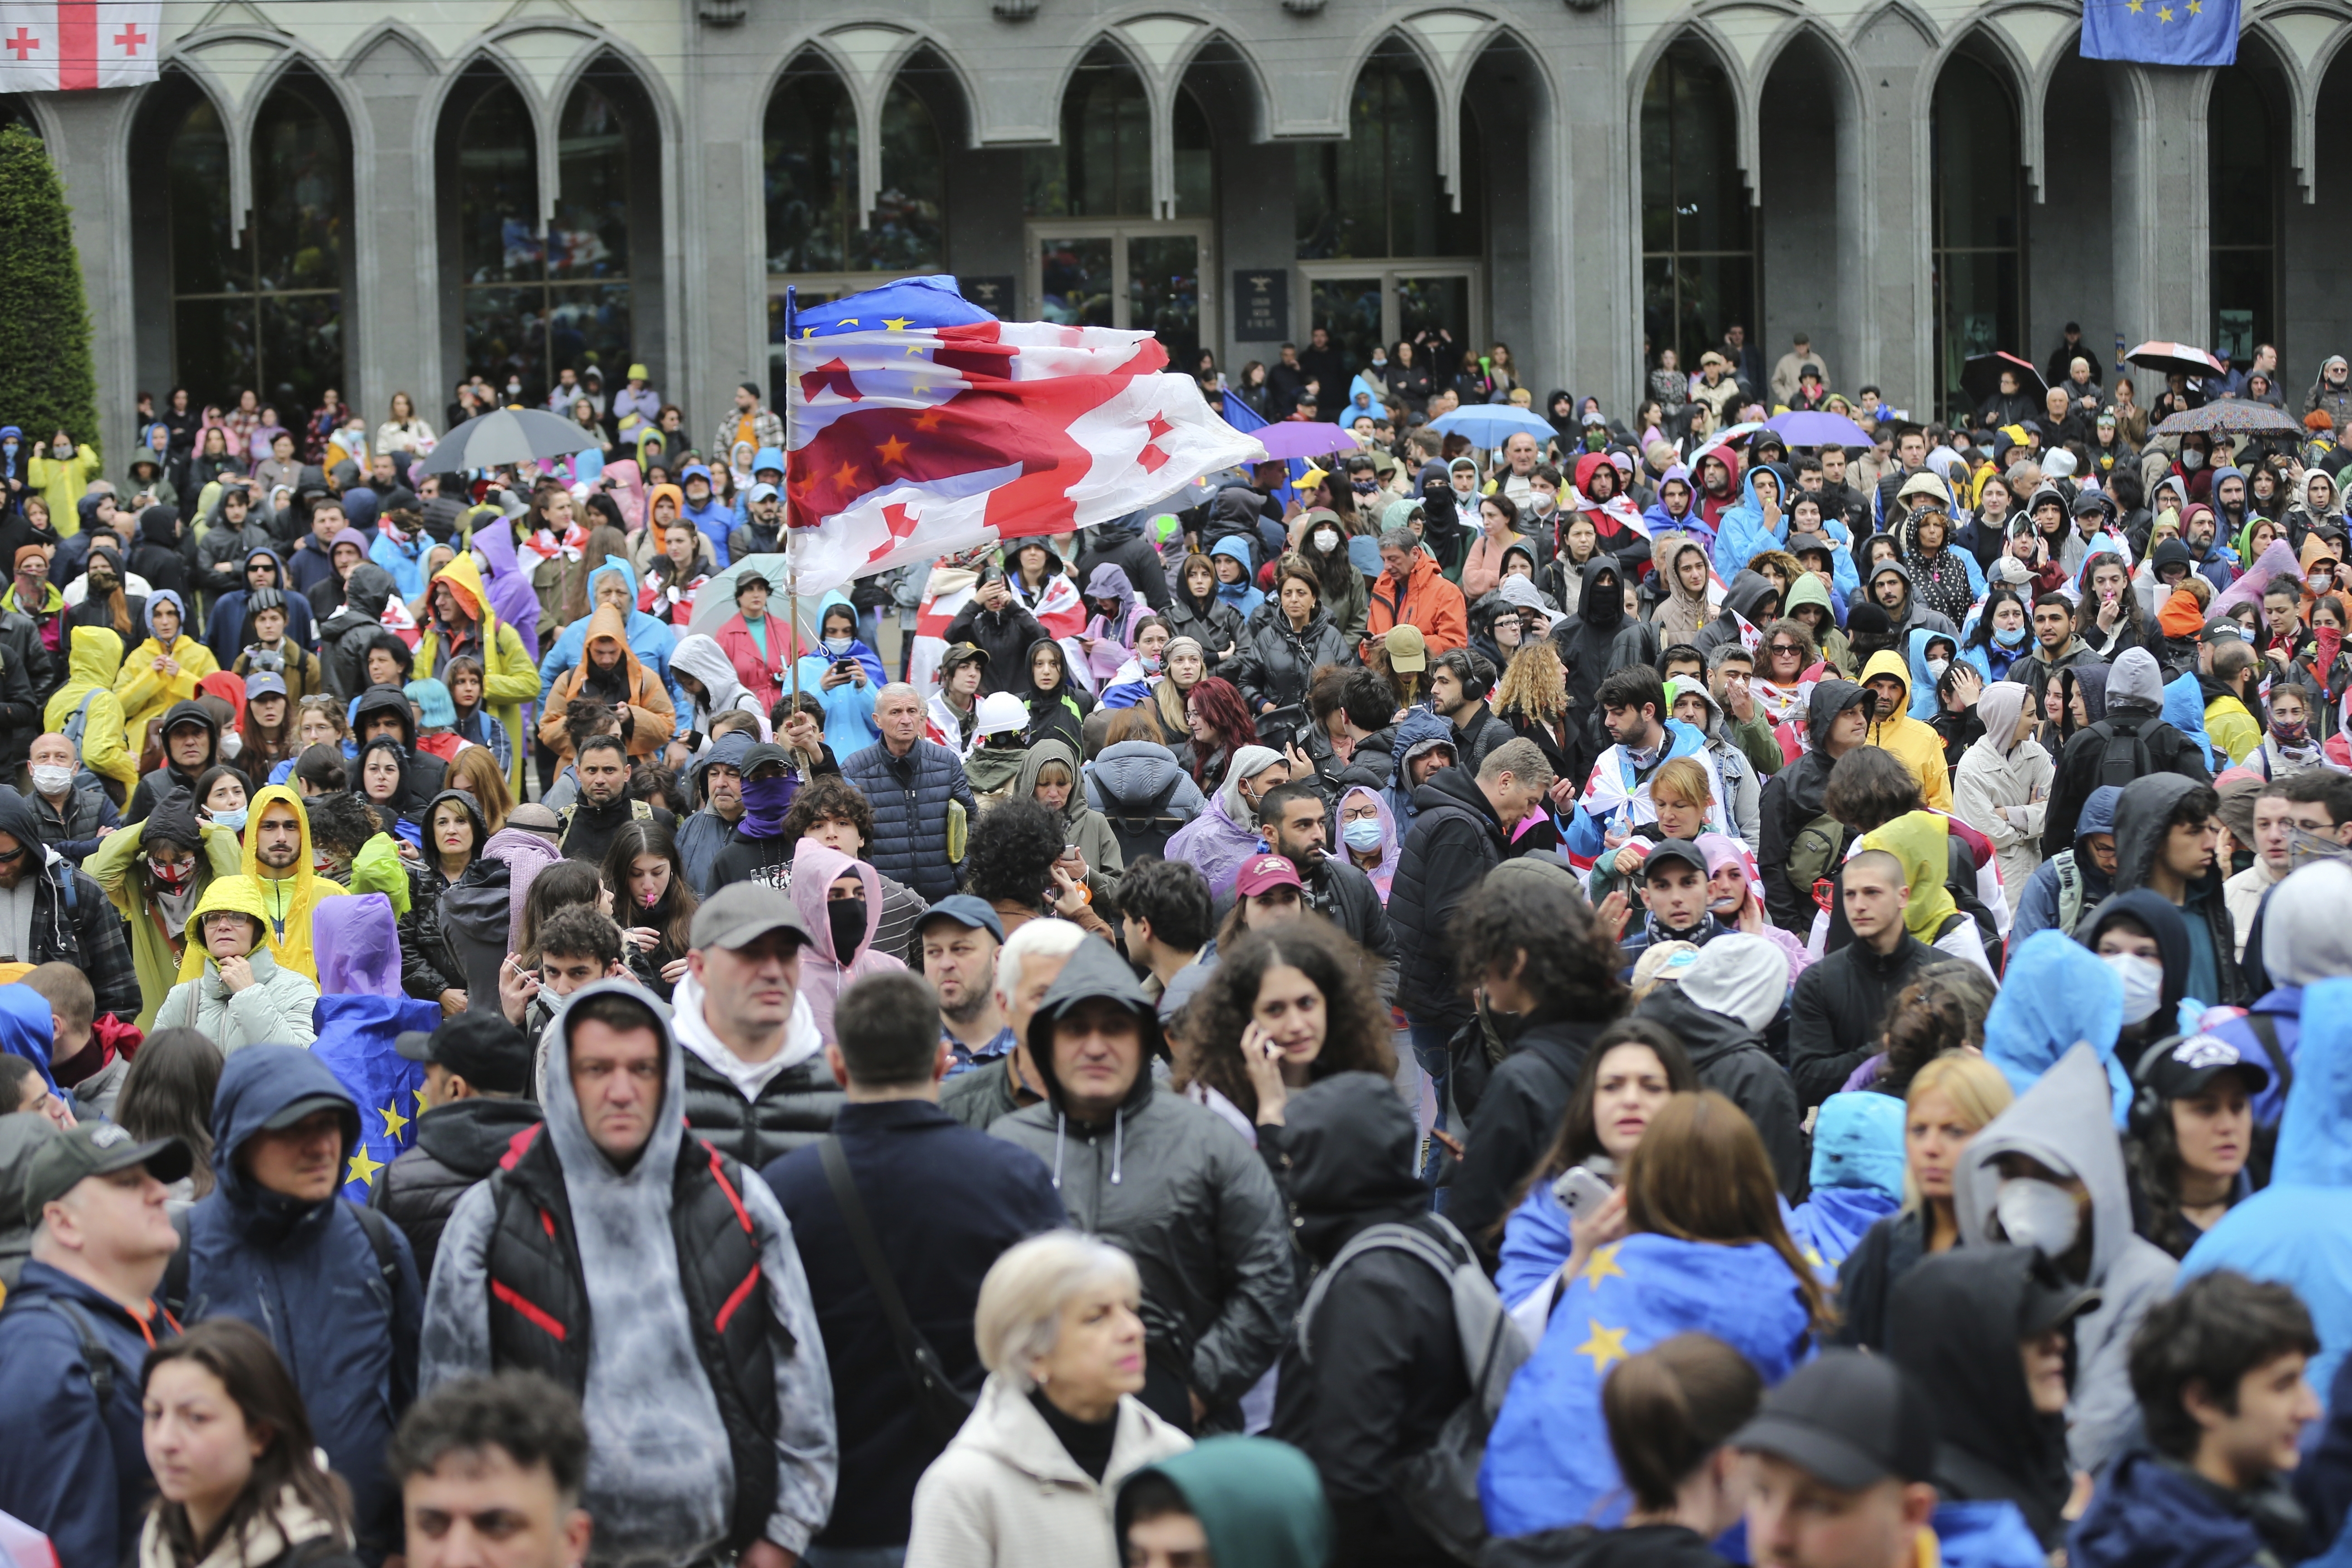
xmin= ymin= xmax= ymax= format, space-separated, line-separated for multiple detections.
xmin=905 ymin=1230 xmax=1190 ymax=1567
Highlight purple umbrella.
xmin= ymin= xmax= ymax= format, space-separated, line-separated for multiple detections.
xmin=1765 ymin=410 xmax=1872 ymax=448
xmin=1250 ymin=422 xmax=1360 ymax=462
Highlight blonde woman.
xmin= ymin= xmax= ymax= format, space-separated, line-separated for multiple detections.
xmin=1832 ymin=1051 xmax=2013 ymax=1349
xmin=906 ymin=1232 xmax=1189 ymax=1567
xmin=375 ymin=392 xmax=436 ymax=456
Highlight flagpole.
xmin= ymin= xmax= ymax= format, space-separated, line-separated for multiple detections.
xmin=787 ymin=284 xmax=801 ymax=710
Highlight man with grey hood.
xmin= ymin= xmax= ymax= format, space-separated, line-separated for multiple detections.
xmin=990 ymin=935 xmax=1294 ymax=1436
xmin=1865 ymin=558 xmax=1958 ymax=636
xmin=1667 ymin=666 xmax=1763 ymax=850
xmin=421 ymin=978 xmax=837 ymax=1568
xmin=1955 ymin=1043 xmax=2178 ymax=1475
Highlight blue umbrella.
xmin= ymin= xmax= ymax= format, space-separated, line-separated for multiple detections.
xmin=1765 ymin=410 xmax=1872 ymax=448
xmin=1427 ymin=405 xmax=1558 ymax=447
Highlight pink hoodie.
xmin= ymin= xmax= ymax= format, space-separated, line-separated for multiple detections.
xmin=789 ymin=837 xmax=906 ymax=1043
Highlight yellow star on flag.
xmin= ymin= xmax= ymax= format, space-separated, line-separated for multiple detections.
xmin=882 ymin=316 xmax=911 ymax=331
xmin=413 ymin=1088 xmax=430 ymax=1117
xmin=1575 ymin=1319 xmax=1631 ymax=1374
xmin=380 ymin=1100 xmax=410 ymax=1142
xmin=1579 ymin=1243 xmax=1627 ymax=1289
xmin=2188 ymin=2 xmax=2201 ymax=12
xmin=346 ymin=1147 xmax=386 ymax=1189
xmin=2156 ymin=6 xmax=2171 ymax=19
xmin=2126 ymin=0 xmax=2142 ymax=11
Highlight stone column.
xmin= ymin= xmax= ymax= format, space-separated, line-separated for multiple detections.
xmin=2109 ymin=61 xmax=2209 ymax=345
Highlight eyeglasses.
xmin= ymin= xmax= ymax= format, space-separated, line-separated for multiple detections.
xmin=0 ymin=843 xmax=27 ymax=865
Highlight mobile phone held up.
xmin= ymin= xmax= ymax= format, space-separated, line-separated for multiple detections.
xmin=1553 ymin=1165 xmax=1613 ymax=1220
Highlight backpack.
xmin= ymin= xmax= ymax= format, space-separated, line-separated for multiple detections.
xmin=2050 ymin=849 xmax=2087 ymax=936
xmin=1296 ymin=1215 xmax=1529 ymax=1564
xmin=0 ymin=1292 xmax=123 ymax=1404
xmin=1785 ymin=812 xmax=1848 ymax=915
xmin=160 ymin=1202 xmax=403 ymax=1322
xmin=60 ymin=688 xmax=99 ymax=753
xmin=556 ymin=798 xmax=652 ymax=841
xmin=2089 ymin=716 xmax=2156 ymax=795
xmin=1099 ymin=768 xmax=1188 ymax=864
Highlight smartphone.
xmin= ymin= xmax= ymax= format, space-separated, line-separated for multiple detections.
xmin=1553 ymin=1165 xmax=1614 ymax=1220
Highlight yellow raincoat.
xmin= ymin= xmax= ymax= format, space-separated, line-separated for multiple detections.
xmin=412 ymin=549 xmax=542 ymax=797
xmin=87 ymin=814 xmax=243 ymax=1029
xmin=194 ymin=784 xmax=348 ymax=984
xmin=28 ymin=442 xmax=96 ymax=536
xmin=114 ymin=607 xmax=220 ymax=757
xmin=44 ymin=626 xmax=137 ymax=794
xmin=1860 ymin=648 xmax=1955 ymax=812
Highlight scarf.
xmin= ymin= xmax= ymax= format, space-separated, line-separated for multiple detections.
xmin=736 ymin=774 xmax=797 ymax=839
xmin=377 ymin=516 xmax=413 ymax=547
xmin=522 ymin=525 xmax=586 ymax=564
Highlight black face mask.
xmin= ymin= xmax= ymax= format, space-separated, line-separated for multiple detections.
xmin=827 ymin=896 xmax=867 ymax=960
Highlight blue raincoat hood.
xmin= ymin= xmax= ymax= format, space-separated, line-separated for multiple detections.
xmin=1906 ymin=625 xmax=1960 ymax=719
xmin=1383 ymin=706 xmax=1458 ymax=824
xmin=2161 ymin=671 xmax=2220 ymax=771
xmin=1982 ymin=929 xmax=2131 ymax=1123
xmin=341 ymin=486 xmax=380 ymax=532
xmin=211 ymin=1045 xmax=361 ymax=1230
xmin=0 ymin=987 xmax=60 ymax=1095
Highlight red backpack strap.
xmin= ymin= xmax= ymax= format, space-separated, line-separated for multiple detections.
xmin=499 ymin=1120 xmax=545 ymax=1171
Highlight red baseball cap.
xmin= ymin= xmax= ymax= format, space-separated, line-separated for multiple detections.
xmin=1235 ymin=854 xmax=1304 ymax=898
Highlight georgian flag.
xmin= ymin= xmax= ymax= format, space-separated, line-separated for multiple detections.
xmin=0 ymin=2 xmax=162 ymax=91
xmin=782 ymin=276 xmax=1261 ymax=598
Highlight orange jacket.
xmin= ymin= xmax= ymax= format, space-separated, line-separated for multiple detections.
xmin=537 ymin=603 xmax=677 ymax=759
xmin=1365 ymin=549 xmax=1469 ymax=656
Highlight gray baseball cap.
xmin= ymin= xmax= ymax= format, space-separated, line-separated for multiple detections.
xmin=20 ymin=1122 xmax=192 ymax=1216
xmin=690 ymin=882 xmax=811 ymax=952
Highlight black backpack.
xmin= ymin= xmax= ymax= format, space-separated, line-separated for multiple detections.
xmin=2090 ymin=716 xmax=2156 ymax=794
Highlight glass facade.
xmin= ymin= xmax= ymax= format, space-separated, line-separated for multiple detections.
xmin=1639 ymin=40 xmax=1752 ymax=377
xmin=2208 ymin=68 xmax=2277 ymax=366
xmin=1024 ymin=48 xmax=1210 ymax=218
xmin=764 ymin=64 xmax=945 ymax=275
xmin=456 ymin=69 xmax=640 ymax=406
xmin=165 ymin=76 xmax=348 ymax=413
xmin=1930 ymin=54 xmax=2024 ymax=419
xmin=1295 ymin=42 xmax=1482 ymax=261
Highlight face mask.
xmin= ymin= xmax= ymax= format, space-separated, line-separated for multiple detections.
xmin=2273 ymin=716 xmax=2310 ymax=747
xmin=29 ymin=764 xmax=73 ymax=795
xmin=219 ymin=731 xmax=243 ymax=760
xmin=2104 ymin=951 xmax=2164 ymax=1025
xmin=1926 ymin=657 xmax=1950 ymax=681
xmin=827 ymin=896 xmax=867 ymax=957
xmin=1352 ymin=479 xmax=1379 ymax=496
xmin=210 ymin=807 xmax=248 ymax=833
xmin=1994 ymin=1177 xmax=2081 ymax=1257
xmin=1141 ymin=653 xmax=1164 ymax=675
xmin=741 ymin=774 xmax=795 ymax=820
xmin=1994 ymin=623 xmax=2027 ymax=647
xmin=1342 ymin=818 xmax=1385 ymax=853
xmin=823 ymin=636 xmax=854 ymax=658
xmin=2181 ymin=450 xmax=2205 ymax=471
xmin=1314 ymin=529 xmax=1339 ymax=552
xmin=147 ymin=856 xmax=192 ymax=892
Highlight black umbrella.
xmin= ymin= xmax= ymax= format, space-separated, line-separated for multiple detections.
xmin=2149 ymin=399 xmax=2302 ymax=441
xmin=411 ymin=408 xmax=598 ymax=475
xmin=1959 ymin=351 xmax=2047 ymax=407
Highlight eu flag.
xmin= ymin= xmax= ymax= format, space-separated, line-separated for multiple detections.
xmin=1480 ymin=1232 xmax=1820 ymax=1537
xmin=2082 ymin=0 xmax=2237 ymax=67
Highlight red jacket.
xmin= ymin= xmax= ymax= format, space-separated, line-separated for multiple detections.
xmin=1365 ymin=549 xmax=1468 ymax=657
xmin=715 ymin=611 xmax=801 ymax=705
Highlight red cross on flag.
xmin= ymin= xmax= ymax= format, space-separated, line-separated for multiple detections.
xmin=0 ymin=2 xmax=162 ymax=92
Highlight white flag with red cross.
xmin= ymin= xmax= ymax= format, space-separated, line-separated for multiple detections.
xmin=0 ymin=2 xmax=161 ymax=91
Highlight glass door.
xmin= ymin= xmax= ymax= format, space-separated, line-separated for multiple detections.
xmin=1294 ymin=261 xmax=1484 ymax=393
xmin=1028 ymin=222 xmax=1214 ymax=363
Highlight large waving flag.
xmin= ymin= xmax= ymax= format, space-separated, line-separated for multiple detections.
xmin=2083 ymin=0 xmax=2237 ymax=65
xmin=782 ymin=276 xmax=1261 ymax=596
xmin=1480 ymin=1232 xmax=1819 ymax=1536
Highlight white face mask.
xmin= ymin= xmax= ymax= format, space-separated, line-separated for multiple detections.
xmin=1994 ymin=1177 xmax=2081 ymax=1256
xmin=1926 ymin=657 xmax=1950 ymax=682
xmin=219 ymin=731 xmax=243 ymax=760
xmin=29 ymin=764 xmax=73 ymax=795
xmin=1313 ymin=529 xmax=1339 ymax=553
xmin=2104 ymin=951 xmax=2164 ymax=1025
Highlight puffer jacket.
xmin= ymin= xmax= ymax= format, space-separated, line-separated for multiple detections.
xmin=152 ymin=943 xmax=319 ymax=1054
xmin=181 ymin=1046 xmax=424 ymax=1560
xmin=370 ymin=1095 xmax=544 ymax=1286
xmin=1164 ymin=585 xmax=1246 ymax=669
xmin=672 ymin=966 xmax=842 ymax=1168
xmin=841 ymin=738 xmax=978 ymax=902
xmin=1389 ymin=762 xmax=1509 ymax=1028
xmin=400 ymin=789 xmax=486 ymax=1004
xmin=1084 ymin=738 xmax=1207 ymax=862
xmin=1228 ymin=601 xmax=1349 ymax=722
xmin=989 ymin=940 xmax=1294 ymax=1421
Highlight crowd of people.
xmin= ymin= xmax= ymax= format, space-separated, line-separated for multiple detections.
xmin=0 ymin=328 xmax=2349 ymax=1568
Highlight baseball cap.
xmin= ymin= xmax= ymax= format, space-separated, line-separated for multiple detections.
xmin=739 ymin=742 xmax=794 ymax=780
xmin=917 ymin=894 xmax=1006 ymax=944
xmin=681 ymin=462 xmax=713 ymax=485
xmin=734 ymin=569 xmax=773 ymax=598
xmin=748 ymin=482 xmax=779 ymax=505
xmin=691 ymin=881 xmax=811 ymax=952
xmin=1234 ymin=853 xmax=1304 ymax=898
xmin=397 ymin=1012 xmax=533 ymax=1096
xmin=1731 ymin=1349 xmax=1938 ymax=1490
xmin=940 ymin=642 xmax=990 ymax=676
xmin=20 ymin=1122 xmax=193 ymax=1215
xmin=262 ymin=1093 xmax=356 ymax=1133
xmin=1386 ymin=624 xmax=1427 ymax=673
xmin=244 ymin=671 xmax=288 ymax=701
xmin=1641 ymin=838 xmax=1709 ymax=880
xmin=2138 ymin=1032 xmax=2271 ymax=1103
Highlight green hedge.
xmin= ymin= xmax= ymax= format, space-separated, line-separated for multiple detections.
xmin=0 ymin=126 xmax=98 ymax=459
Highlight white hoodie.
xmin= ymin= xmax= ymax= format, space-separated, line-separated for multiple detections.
xmin=669 ymin=965 xmax=823 ymax=1100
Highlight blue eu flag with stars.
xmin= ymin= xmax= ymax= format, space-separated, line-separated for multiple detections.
xmin=2082 ymin=0 xmax=2237 ymax=67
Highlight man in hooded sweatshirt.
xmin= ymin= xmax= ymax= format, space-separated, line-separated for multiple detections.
xmin=1954 ymin=1043 xmax=2180 ymax=1475
xmin=1272 ymin=1072 xmax=1482 ymax=1566
xmin=1864 ymin=558 xmax=1958 ymax=637
xmin=2043 ymin=647 xmax=2212 ymax=857
xmin=2014 ymin=784 xmax=2122 ymax=943
xmin=673 ymin=882 xmax=842 ymax=1168
xmin=1757 ymin=680 xmax=1874 ymax=933
xmin=1635 ymin=932 xmax=1807 ymax=1196
xmin=1117 ymin=1439 xmax=1333 ymax=1568
xmin=785 ymin=837 xmax=908 ymax=1047
xmin=176 ymin=1044 xmax=425 ymax=1560
xmin=540 ymin=602 xmax=680 ymax=767
xmin=990 ymin=936 xmax=1294 ymax=1435
xmin=2107 ymin=774 xmax=2240 ymax=1007
xmin=422 ymin=979 xmax=838 ymax=1568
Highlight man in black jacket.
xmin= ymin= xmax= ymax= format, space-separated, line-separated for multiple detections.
xmin=1258 ymin=782 xmax=1395 ymax=988
xmin=375 ymin=1013 xmax=543 ymax=1284
xmin=123 ymin=698 xmax=219 ymax=825
xmin=1787 ymin=848 xmax=1967 ymax=1107
xmin=673 ymin=881 xmax=843 ymax=1167
xmin=1430 ymin=648 xmax=1515 ymax=773
xmin=941 ymin=567 xmax=1045 ymax=697
xmin=1273 ymin=1071 xmax=1479 ymax=1568
xmin=1390 ymin=738 xmax=1554 ymax=1155
xmin=1445 ymin=862 xmax=1627 ymax=1264
xmin=762 ymin=970 xmax=1063 ymax=1559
